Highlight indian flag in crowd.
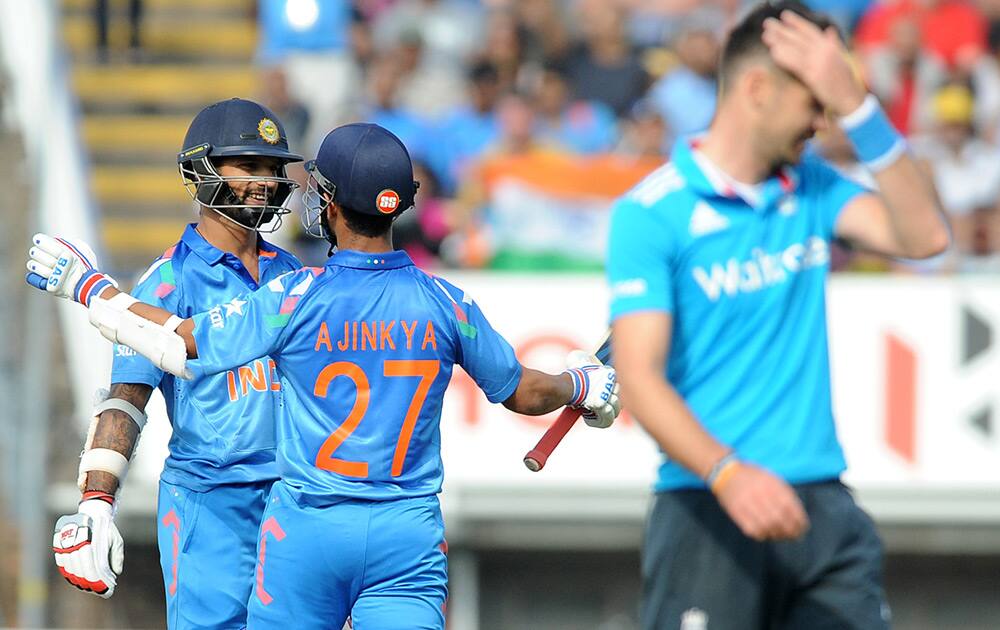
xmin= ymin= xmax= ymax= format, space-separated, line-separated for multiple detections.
xmin=473 ymin=150 xmax=661 ymax=271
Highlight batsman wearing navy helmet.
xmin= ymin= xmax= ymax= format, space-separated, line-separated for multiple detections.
xmin=178 ymin=98 xmax=301 ymax=232
xmin=301 ymin=122 xmax=419 ymax=253
xmin=28 ymin=122 xmax=622 ymax=629
xmin=48 ymin=98 xmax=304 ymax=629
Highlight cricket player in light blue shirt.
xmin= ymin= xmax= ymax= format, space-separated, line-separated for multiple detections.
xmin=607 ymin=3 xmax=949 ymax=628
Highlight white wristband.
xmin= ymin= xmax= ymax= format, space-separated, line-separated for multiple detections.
xmin=79 ymin=448 xmax=129 ymax=481
xmin=837 ymin=93 xmax=881 ymax=131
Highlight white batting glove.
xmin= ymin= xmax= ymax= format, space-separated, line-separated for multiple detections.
xmin=25 ymin=233 xmax=117 ymax=306
xmin=564 ymin=349 xmax=622 ymax=429
xmin=53 ymin=498 xmax=124 ymax=598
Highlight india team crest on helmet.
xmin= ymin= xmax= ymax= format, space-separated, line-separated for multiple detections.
xmin=258 ymin=118 xmax=280 ymax=144
xmin=376 ymin=189 xmax=400 ymax=214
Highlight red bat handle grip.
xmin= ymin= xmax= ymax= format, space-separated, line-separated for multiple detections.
xmin=523 ymin=407 xmax=584 ymax=472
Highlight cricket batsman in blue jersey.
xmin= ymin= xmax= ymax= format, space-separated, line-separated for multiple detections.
xmin=607 ymin=3 xmax=950 ymax=629
xmin=46 ymin=98 xmax=304 ymax=629
xmin=27 ymin=122 xmax=622 ymax=629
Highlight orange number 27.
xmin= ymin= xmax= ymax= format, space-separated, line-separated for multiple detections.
xmin=312 ymin=360 xmax=440 ymax=478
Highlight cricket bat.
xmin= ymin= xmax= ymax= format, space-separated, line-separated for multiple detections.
xmin=523 ymin=331 xmax=613 ymax=472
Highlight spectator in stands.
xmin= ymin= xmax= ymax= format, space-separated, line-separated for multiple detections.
xmin=373 ymin=0 xmax=484 ymax=65
xmin=567 ymin=2 xmax=649 ymax=117
xmin=515 ymin=0 xmax=572 ymax=68
xmin=392 ymin=29 xmax=467 ymax=118
xmin=94 ymin=0 xmax=143 ymax=63
xmin=862 ymin=3 xmax=1000 ymax=136
xmin=443 ymin=89 xmax=654 ymax=272
xmin=648 ymin=8 xmax=721 ymax=143
xmin=959 ymin=207 xmax=1000 ymax=272
xmin=481 ymin=92 xmax=543 ymax=160
xmin=444 ymin=92 xmax=543 ymax=267
xmin=912 ymin=82 xmax=1000 ymax=267
xmin=259 ymin=67 xmax=310 ymax=155
xmin=616 ymin=98 xmax=669 ymax=159
xmin=533 ymin=62 xmax=618 ymax=154
xmin=429 ymin=60 xmax=503 ymax=195
xmin=855 ymin=0 xmax=989 ymax=69
xmin=256 ymin=0 xmax=362 ymax=153
xmin=937 ymin=48 xmax=1000 ymax=141
xmin=393 ymin=161 xmax=450 ymax=267
xmin=480 ymin=8 xmax=525 ymax=92
xmin=349 ymin=5 xmax=376 ymax=70
xmin=353 ymin=0 xmax=398 ymax=23
xmin=864 ymin=13 xmax=946 ymax=134
xmin=357 ymin=51 xmax=432 ymax=166
xmin=616 ymin=0 xmax=735 ymax=50
xmin=986 ymin=0 xmax=1000 ymax=51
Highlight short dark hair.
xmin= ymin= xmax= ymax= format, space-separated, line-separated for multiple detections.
xmin=340 ymin=203 xmax=394 ymax=238
xmin=719 ymin=1 xmax=837 ymax=90
xmin=540 ymin=59 xmax=570 ymax=79
xmin=468 ymin=60 xmax=499 ymax=84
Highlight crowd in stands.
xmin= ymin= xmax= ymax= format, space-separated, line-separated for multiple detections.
xmin=254 ymin=0 xmax=1000 ymax=273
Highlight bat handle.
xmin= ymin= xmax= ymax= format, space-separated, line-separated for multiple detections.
xmin=523 ymin=407 xmax=584 ymax=472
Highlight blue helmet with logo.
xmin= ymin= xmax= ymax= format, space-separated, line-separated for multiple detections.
xmin=178 ymin=98 xmax=303 ymax=232
xmin=302 ymin=123 xmax=419 ymax=243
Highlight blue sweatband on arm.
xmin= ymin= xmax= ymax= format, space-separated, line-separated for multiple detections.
xmin=838 ymin=94 xmax=907 ymax=172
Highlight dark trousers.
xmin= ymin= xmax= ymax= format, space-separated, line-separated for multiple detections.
xmin=95 ymin=0 xmax=143 ymax=52
xmin=641 ymin=480 xmax=890 ymax=630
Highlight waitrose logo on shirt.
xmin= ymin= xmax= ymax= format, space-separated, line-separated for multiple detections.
xmin=692 ymin=236 xmax=830 ymax=301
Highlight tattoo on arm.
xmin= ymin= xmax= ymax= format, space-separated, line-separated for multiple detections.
xmin=84 ymin=382 xmax=154 ymax=495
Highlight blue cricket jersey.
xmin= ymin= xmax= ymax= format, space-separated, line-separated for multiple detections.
xmin=607 ymin=139 xmax=869 ymax=491
xmin=111 ymin=224 xmax=301 ymax=491
xmin=186 ymin=249 xmax=522 ymax=502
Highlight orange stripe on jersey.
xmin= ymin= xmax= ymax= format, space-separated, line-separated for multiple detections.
xmin=227 ymin=371 xmax=238 ymax=402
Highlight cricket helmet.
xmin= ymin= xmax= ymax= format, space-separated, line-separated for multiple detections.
xmin=302 ymin=123 xmax=419 ymax=242
xmin=178 ymin=98 xmax=303 ymax=232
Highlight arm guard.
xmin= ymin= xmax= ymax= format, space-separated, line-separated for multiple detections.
xmin=77 ymin=389 xmax=149 ymax=493
xmin=88 ymin=292 xmax=193 ymax=379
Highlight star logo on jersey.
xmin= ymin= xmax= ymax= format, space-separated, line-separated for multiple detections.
xmin=689 ymin=201 xmax=729 ymax=237
xmin=224 ymin=297 xmax=247 ymax=317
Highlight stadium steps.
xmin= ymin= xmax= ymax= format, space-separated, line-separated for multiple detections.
xmin=73 ymin=65 xmax=258 ymax=108
xmin=62 ymin=17 xmax=257 ymax=61
xmin=61 ymin=0 xmax=251 ymax=11
xmin=82 ymin=114 xmax=192 ymax=156
xmin=63 ymin=0 xmax=258 ymax=270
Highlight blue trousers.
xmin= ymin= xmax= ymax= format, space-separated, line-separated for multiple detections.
xmin=247 ymin=481 xmax=448 ymax=629
xmin=157 ymin=479 xmax=274 ymax=630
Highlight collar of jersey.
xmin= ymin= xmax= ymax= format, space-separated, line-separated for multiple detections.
xmin=671 ymin=137 xmax=799 ymax=210
xmin=181 ymin=222 xmax=279 ymax=266
xmin=326 ymin=248 xmax=414 ymax=270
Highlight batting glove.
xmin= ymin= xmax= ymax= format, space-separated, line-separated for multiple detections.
xmin=52 ymin=496 xmax=124 ymax=598
xmin=564 ymin=349 xmax=621 ymax=429
xmin=26 ymin=233 xmax=116 ymax=306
